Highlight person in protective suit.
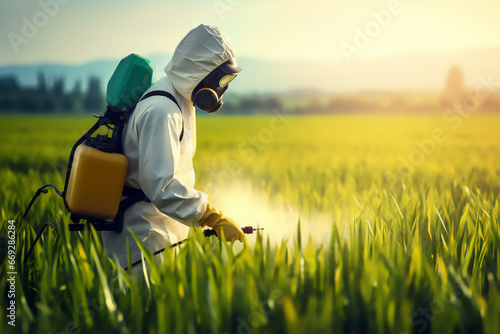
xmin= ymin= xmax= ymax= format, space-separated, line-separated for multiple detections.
xmin=102 ymin=24 xmax=244 ymax=268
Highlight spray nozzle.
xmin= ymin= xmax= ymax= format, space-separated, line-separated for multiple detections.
xmin=241 ymin=226 xmax=264 ymax=234
xmin=203 ymin=226 xmax=264 ymax=237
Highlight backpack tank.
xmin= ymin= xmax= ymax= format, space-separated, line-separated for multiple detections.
xmin=65 ymin=54 xmax=153 ymax=220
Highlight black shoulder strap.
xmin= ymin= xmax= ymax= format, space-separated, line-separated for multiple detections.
xmin=139 ymin=90 xmax=184 ymax=141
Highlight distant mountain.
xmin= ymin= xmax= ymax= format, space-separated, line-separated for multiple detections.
xmin=0 ymin=48 xmax=499 ymax=94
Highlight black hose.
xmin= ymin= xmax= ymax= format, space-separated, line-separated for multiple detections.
xmin=20 ymin=184 xmax=62 ymax=228
xmin=23 ymin=221 xmax=57 ymax=264
xmin=20 ymin=184 xmax=62 ymax=264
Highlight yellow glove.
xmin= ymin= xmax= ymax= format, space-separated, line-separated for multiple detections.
xmin=199 ymin=203 xmax=244 ymax=242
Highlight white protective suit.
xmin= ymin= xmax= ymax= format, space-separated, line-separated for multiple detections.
xmin=102 ymin=24 xmax=239 ymax=267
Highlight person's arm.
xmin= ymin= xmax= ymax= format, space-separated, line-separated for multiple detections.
xmin=136 ymin=103 xmax=207 ymax=226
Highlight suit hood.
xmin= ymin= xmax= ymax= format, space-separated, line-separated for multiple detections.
xmin=164 ymin=24 xmax=238 ymax=101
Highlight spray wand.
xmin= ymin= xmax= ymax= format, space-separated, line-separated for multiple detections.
xmin=123 ymin=226 xmax=264 ymax=271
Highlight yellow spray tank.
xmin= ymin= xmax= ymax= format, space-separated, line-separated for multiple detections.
xmin=65 ymin=143 xmax=128 ymax=219
xmin=62 ymin=54 xmax=153 ymax=230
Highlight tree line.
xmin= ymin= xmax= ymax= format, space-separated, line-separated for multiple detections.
xmin=0 ymin=72 xmax=104 ymax=113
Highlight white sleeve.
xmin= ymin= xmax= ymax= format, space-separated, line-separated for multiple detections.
xmin=136 ymin=103 xmax=208 ymax=226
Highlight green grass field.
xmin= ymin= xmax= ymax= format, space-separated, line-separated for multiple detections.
xmin=1 ymin=113 xmax=499 ymax=333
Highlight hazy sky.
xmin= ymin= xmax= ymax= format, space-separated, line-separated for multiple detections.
xmin=1 ymin=0 xmax=499 ymax=66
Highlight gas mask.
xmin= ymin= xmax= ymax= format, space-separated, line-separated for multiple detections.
xmin=192 ymin=58 xmax=242 ymax=113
